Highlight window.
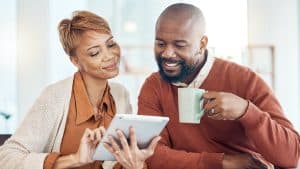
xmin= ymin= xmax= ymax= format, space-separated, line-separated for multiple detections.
xmin=0 ymin=1 xmax=17 ymax=133
xmin=87 ymin=0 xmax=248 ymax=112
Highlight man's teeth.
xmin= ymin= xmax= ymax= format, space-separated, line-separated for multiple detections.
xmin=165 ymin=62 xmax=179 ymax=67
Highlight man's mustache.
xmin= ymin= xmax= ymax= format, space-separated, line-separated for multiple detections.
xmin=157 ymin=57 xmax=184 ymax=64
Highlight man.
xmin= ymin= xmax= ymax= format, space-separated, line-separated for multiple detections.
xmin=138 ymin=3 xmax=300 ymax=169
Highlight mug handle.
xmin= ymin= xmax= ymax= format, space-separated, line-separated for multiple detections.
xmin=194 ymin=91 xmax=205 ymax=122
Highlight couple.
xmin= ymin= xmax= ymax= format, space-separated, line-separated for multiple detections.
xmin=0 ymin=3 xmax=299 ymax=169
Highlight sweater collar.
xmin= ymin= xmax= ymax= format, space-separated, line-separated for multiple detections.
xmin=172 ymin=50 xmax=215 ymax=88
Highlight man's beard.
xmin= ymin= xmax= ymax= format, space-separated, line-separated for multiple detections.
xmin=155 ymin=56 xmax=197 ymax=83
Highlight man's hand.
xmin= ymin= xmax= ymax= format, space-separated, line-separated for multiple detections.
xmin=103 ymin=127 xmax=161 ymax=169
xmin=223 ymin=154 xmax=268 ymax=169
xmin=203 ymin=91 xmax=248 ymax=120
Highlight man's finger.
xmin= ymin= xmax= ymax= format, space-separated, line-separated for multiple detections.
xmin=103 ymin=142 xmax=122 ymax=162
xmin=116 ymin=129 xmax=130 ymax=155
xmin=203 ymin=91 xmax=219 ymax=99
xmin=129 ymin=127 xmax=138 ymax=149
xmin=203 ymin=99 xmax=218 ymax=112
xmin=103 ymin=142 xmax=114 ymax=153
xmin=207 ymin=110 xmax=224 ymax=120
xmin=109 ymin=135 xmax=121 ymax=152
xmin=146 ymin=136 xmax=161 ymax=156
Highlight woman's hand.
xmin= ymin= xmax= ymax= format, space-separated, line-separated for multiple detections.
xmin=54 ymin=127 xmax=106 ymax=169
xmin=74 ymin=127 xmax=106 ymax=166
xmin=103 ymin=127 xmax=161 ymax=169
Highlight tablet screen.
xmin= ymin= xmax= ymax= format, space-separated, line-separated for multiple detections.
xmin=93 ymin=114 xmax=169 ymax=161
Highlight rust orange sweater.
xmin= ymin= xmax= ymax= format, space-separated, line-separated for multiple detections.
xmin=138 ymin=58 xmax=300 ymax=169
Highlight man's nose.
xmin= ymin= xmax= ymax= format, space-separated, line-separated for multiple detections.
xmin=161 ymin=45 xmax=176 ymax=58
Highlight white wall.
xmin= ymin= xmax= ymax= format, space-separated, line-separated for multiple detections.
xmin=16 ymin=0 xmax=51 ymax=122
xmin=248 ymin=0 xmax=300 ymax=131
xmin=48 ymin=0 xmax=87 ymax=83
xmin=16 ymin=0 xmax=87 ymax=123
xmin=0 ymin=1 xmax=17 ymax=133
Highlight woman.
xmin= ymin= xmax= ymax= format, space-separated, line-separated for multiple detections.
xmin=0 ymin=11 xmax=160 ymax=169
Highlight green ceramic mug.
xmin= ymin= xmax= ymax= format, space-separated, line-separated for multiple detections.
xmin=178 ymin=88 xmax=205 ymax=124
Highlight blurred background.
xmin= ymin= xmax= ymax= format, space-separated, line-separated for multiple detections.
xmin=0 ymin=0 xmax=299 ymax=135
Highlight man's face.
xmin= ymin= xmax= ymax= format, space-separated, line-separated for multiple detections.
xmin=154 ymin=19 xmax=203 ymax=83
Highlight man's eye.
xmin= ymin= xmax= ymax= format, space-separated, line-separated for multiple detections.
xmin=156 ymin=42 xmax=165 ymax=47
xmin=175 ymin=43 xmax=186 ymax=48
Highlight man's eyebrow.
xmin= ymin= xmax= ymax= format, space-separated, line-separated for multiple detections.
xmin=174 ymin=40 xmax=187 ymax=43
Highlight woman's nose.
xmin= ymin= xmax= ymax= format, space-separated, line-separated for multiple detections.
xmin=102 ymin=48 xmax=115 ymax=61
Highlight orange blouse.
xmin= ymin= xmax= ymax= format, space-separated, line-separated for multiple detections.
xmin=44 ymin=72 xmax=116 ymax=169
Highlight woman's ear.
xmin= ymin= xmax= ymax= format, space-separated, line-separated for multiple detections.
xmin=70 ymin=55 xmax=80 ymax=69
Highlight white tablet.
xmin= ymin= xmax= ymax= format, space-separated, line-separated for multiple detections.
xmin=92 ymin=114 xmax=169 ymax=161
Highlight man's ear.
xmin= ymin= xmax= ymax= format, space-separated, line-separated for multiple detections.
xmin=199 ymin=35 xmax=208 ymax=53
xmin=70 ymin=55 xmax=80 ymax=69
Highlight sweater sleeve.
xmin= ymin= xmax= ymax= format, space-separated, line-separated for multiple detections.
xmin=138 ymin=75 xmax=224 ymax=169
xmin=0 ymin=86 xmax=60 ymax=169
xmin=112 ymin=162 xmax=147 ymax=169
xmin=44 ymin=152 xmax=61 ymax=169
xmin=237 ymin=70 xmax=300 ymax=168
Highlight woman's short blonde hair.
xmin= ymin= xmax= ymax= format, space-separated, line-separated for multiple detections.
xmin=58 ymin=10 xmax=111 ymax=56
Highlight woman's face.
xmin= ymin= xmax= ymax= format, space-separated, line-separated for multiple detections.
xmin=71 ymin=31 xmax=121 ymax=80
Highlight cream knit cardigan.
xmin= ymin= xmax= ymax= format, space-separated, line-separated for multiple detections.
xmin=0 ymin=76 xmax=132 ymax=169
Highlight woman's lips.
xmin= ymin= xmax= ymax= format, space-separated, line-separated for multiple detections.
xmin=102 ymin=62 xmax=118 ymax=71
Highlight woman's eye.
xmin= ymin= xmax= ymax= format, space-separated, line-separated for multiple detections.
xmin=90 ymin=52 xmax=99 ymax=57
xmin=108 ymin=42 xmax=116 ymax=48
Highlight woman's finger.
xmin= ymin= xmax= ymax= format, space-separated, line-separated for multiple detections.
xmin=84 ymin=128 xmax=92 ymax=137
xmin=88 ymin=129 xmax=96 ymax=142
xmin=94 ymin=128 xmax=102 ymax=144
xmin=81 ymin=128 xmax=93 ymax=143
xmin=99 ymin=126 xmax=106 ymax=137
